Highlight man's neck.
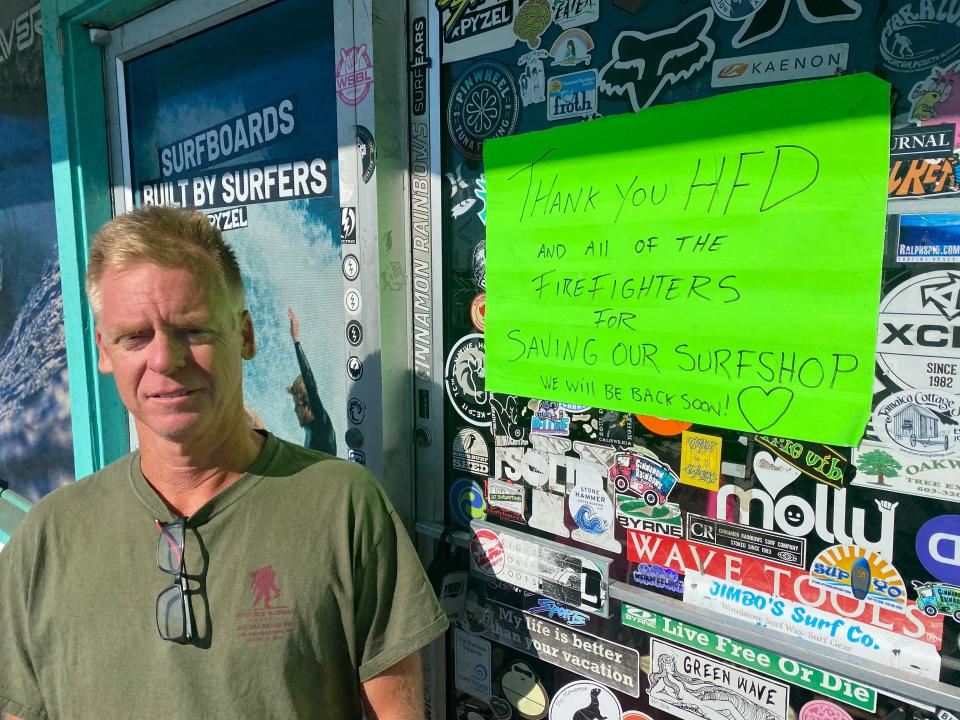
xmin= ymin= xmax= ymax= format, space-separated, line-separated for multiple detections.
xmin=137 ymin=424 xmax=266 ymax=518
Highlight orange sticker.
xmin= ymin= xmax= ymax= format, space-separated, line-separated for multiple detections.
xmin=635 ymin=415 xmax=692 ymax=436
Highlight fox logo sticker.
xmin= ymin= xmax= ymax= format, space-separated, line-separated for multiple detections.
xmin=598 ymin=8 xmax=716 ymax=112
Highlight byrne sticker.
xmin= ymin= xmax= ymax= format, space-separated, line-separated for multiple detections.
xmin=878 ymin=270 xmax=960 ymax=392
xmin=809 ymin=545 xmax=907 ymax=610
xmin=711 ymin=43 xmax=848 ymax=88
xmin=549 ymin=28 xmax=593 ymax=67
xmin=648 ymin=639 xmax=789 ymax=720
xmin=871 ymin=389 xmax=960 ymax=458
xmin=447 ymin=61 xmax=519 ymax=159
xmin=548 ymin=681 xmax=620 ymax=720
xmin=445 ymin=334 xmax=490 ymax=427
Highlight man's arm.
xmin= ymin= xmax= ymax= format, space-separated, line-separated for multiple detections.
xmin=361 ymin=652 xmax=424 ymax=720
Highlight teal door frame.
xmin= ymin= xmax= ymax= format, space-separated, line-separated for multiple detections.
xmin=40 ymin=0 xmax=166 ymax=477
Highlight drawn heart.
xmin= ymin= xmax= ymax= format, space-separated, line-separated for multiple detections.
xmin=737 ymin=385 xmax=794 ymax=433
xmin=752 ymin=451 xmax=800 ymax=498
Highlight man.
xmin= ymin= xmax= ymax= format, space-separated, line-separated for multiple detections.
xmin=286 ymin=307 xmax=337 ymax=455
xmin=0 ymin=206 xmax=447 ymax=719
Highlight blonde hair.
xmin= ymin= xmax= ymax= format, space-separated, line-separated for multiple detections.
xmin=86 ymin=205 xmax=244 ymax=316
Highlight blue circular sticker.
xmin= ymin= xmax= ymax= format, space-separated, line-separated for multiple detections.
xmin=916 ymin=515 xmax=960 ymax=585
xmin=449 ymin=477 xmax=487 ymax=527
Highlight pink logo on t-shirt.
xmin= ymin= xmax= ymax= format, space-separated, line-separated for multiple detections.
xmin=250 ymin=565 xmax=281 ymax=609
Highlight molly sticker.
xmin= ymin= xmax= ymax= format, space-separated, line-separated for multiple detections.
xmin=877 ymin=270 xmax=960 ymax=391
xmin=622 ymin=605 xmax=877 ymax=711
xmin=648 ymin=639 xmax=790 ymax=720
xmin=549 ymin=28 xmax=594 ymax=67
xmin=445 ymin=333 xmax=490 ymax=427
xmin=480 ymin=601 xmax=641 ymax=696
xmin=447 ymin=61 xmax=520 ymax=160
xmin=809 ymin=545 xmax=907 ymax=610
xmin=437 ymin=0 xmax=519 ymax=64
xmin=598 ymin=8 xmax=716 ymax=112
xmin=871 ymin=388 xmax=960 ymax=459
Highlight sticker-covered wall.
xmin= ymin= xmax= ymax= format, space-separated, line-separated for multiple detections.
xmin=430 ymin=2 xmax=960 ymax=719
xmin=0 ymin=0 xmax=75 ymax=504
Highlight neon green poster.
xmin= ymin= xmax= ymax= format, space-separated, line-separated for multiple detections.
xmin=484 ymin=74 xmax=889 ymax=446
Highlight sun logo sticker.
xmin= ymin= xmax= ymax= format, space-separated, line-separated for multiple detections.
xmin=809 ymin=545 xmax=906 ymax=611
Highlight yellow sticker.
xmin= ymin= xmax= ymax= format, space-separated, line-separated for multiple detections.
xmin=680 ymin=431 xmax=722 ymax=490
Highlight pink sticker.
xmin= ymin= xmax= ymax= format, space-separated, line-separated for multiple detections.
xmin=335 ymin=45 xmax=373 ymax=106
xmin=800 ymin=701 xmax=854 ymax=720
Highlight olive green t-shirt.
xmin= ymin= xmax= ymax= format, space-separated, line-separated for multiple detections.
xmin=0 ymin=433 xmax=447 ymax=719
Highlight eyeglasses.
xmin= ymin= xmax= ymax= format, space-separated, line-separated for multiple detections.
xmin=155 ymin=517 xmax=194 ymax=644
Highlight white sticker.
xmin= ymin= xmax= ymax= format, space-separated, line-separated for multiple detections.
xmin=548 ymin=681 xmax=621 ymax=720
xmin=871 ymin=389 xmax=960 ymax=459
xmin=455 ymin=629 xmax=492 ymax=702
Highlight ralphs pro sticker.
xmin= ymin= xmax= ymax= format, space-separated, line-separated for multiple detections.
xmin=878 ymin=270 xmax=960 ymax=391
xmin=809 ymin=545 xmax=907 ymax=611
xmin=871 ymin=389 xmax=960 ymax=459
xmin=896 ymin=215 xmax=960 ymax=263
xmin=648 ymin=639 xmax=789 ymax=720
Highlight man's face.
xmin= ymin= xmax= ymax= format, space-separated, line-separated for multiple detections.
xmin=94 ymin=262 xmax=254 ymax=445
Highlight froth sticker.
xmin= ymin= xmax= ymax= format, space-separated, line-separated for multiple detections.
xmin=809 ymin=545 xmax=906 ymax=610
xmin=548 ymin=681 xmax=621 ymax=720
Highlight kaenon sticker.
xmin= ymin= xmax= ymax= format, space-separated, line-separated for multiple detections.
xmin=445 ymin=334 xmax=490 ymax=427
xmin=878 ymin=270 xmax=960 ymax=392
xmin=454 ymin=629 xmax=492 ymax=702
xmin=809 ymin=545 xmax=907 ymax=610
xmin=548 ymin=681 xmax=621 ymax=720
xmin=648 ymin=638 xmax=789 ymax=720
xmin=447 ymin=60 xmax=519 ymax=160
xmin=549 ymin=28 xmax=594 ymax=68
xmin=452 ymin=427 xmax=490 ymax=475
xmin=711 ymin=43 xmax=848 ymax=88
xmin=621 ymin=604 xmax=878 ymax=711
xmin=871 ymin=388 xmax=960 ymax=459
xmin=880 ymin=1 xmax=960 ymax=74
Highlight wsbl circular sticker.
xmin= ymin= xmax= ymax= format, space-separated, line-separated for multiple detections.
xmin=445 ymin=333 xmax=490 ymax=427
xmin=447 ymin=60 xmax=519 ymax=160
